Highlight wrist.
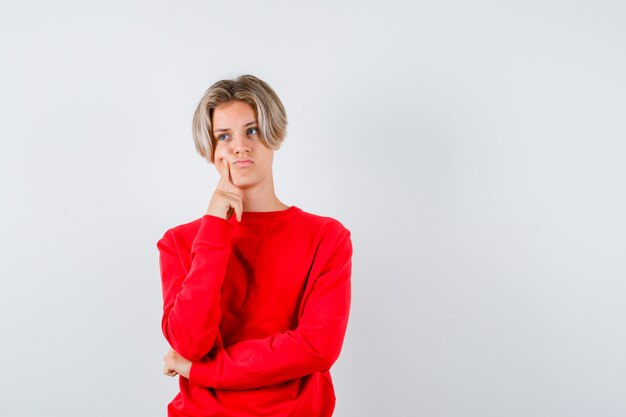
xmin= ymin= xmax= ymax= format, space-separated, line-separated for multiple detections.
xmin=179 ymin=361 xmax=192 ymax=379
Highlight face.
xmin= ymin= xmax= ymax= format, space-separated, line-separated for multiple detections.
xmin=212 ymin=100 xmax=275 ymax=190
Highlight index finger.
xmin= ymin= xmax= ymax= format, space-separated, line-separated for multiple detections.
xmin=218 ymin=158 xmax=234 ymax=188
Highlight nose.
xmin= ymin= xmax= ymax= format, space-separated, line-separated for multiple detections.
xmin=230 ymin=132 xmax=251 ymax=155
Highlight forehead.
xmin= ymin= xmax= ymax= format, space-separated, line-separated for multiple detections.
xmin=212 ymin=100 xmax=257 ymax=125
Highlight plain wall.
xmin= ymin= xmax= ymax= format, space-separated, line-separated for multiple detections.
xmin=1 ymin=1 xmax=625 ymax=416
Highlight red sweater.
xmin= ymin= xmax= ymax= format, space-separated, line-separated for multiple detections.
xmin=157 ymin=205 xmax=352 ymax=417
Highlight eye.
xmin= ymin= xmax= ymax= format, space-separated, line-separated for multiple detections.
xmin=247 ymin=127 xmax=258 ymax=135
xmin=216 ymin=133 xmax=229 ymax=141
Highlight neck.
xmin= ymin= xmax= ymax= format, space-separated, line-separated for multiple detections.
xmin=237 ymin=174 xmax=288 ymax=212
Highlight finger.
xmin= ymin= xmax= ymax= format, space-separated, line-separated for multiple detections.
xmin=163 ymin=363 xmax=178 ymax=376
xmin=163 ymin=365 xmax=171 ymax=375
xmin=218 ymin=158 xmax=227 ymax=183
xmin=225 ymin=158 xmax=235 ymax=187
xmin=224 ymin=193 xmax=243 ymax=222
xmin=235 ymin=197 xmax=242 ymax=222
xmin=217 ymin=158 xmax=233 ymax=189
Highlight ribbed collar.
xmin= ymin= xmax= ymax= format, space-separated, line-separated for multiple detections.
xmin=227 ymin=205 xmax=300 ymax=228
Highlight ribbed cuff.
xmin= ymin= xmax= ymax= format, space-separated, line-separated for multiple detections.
xmin=188 ymin=359 xmax=216 ymax=387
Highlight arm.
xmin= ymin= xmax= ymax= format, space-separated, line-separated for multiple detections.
xmin=187 ymin=228 xmax=353 ymax=390
xmin=157 ymin=215 xmax=233 ymax=362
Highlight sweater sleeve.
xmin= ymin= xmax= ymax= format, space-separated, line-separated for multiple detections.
xmin=187 ymin=228 xmax=352 ymax=390
xmin=157 ymin=215 xmax=233 ymax=362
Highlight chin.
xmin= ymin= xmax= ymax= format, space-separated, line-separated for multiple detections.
xmin=233 ymin=179 xmax=256 ymax=189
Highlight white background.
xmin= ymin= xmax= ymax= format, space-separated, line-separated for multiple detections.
xmin=1 ymin=1 xmax=625 ymax=416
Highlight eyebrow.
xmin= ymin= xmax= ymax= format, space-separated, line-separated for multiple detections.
xmin=213 ymin=121 xmax=257 ymax=134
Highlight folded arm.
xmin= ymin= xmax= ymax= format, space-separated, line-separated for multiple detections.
xmin=187 ymin=228 xmax=353 ymax=390
xmin=158 ymin=215 xmax=233 ymax=362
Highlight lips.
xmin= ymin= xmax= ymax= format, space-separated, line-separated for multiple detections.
xmin=234 ymin=158 xmax=253 ymax=167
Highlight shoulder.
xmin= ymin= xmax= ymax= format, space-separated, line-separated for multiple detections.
xmin=156 ymin=216 xmax=203 ymax=251
xmin=295 ymin=208 xmax=353 ymax=266
xmin=295 ymin=207 xmax=351 ymax=242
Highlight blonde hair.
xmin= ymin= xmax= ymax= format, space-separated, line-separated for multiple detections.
xmin=192 ymin=74 xmax=288 ymax=164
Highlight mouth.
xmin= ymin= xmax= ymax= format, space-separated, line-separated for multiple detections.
xmin=234 ymin=159 xmax=253 ymax=167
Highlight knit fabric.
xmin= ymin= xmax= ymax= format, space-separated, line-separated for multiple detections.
xmin=157 ymin=206 xmax=352 ymax=416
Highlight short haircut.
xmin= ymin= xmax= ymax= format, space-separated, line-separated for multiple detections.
xmin=192 ymin=74 xmax=288 ymax=164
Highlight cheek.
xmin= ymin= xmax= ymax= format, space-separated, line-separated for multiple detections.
xmin=213 ymin=151 xmax=224 ymax=169
xmin=215 ymin=156 xmax=227 ymax=170
xmin=213 ymin=146 xmax=224 ymax=161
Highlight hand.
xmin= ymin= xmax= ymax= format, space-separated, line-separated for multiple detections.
xmin=206 ymin=157 xmax=243 ymax=222
xmin=162 ymin=348 xmax=192 ymax=379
